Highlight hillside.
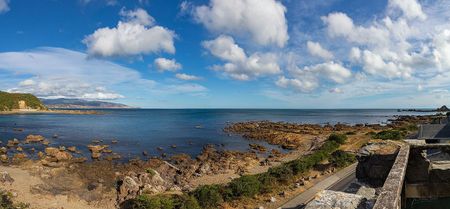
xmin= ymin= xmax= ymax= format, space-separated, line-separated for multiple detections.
xmin=41 ymin=98 xmax=133 ymax=109
xmin=0 ymin=91 xmax=47 ymax=111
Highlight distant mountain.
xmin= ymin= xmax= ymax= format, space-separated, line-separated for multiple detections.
xmin=0 ymin=91 xmax=47 ymax=111
xmin=41 ymin=98 xmax=134 ymax=109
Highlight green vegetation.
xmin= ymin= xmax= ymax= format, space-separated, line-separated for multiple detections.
xmin=0 ymin=190 xmax=29 ymax=209
xmin=373 ymin=130 xmax=404 ymax=140
xmin=0 ymin=91 xmax=47 ymax=111
xmin=121 ymin=194 xmax=200 ymax=209
xmin=330 ymin=150 xmax=356 ymax=168
xmin=123 ymin=133 xmax=353 ymax=209
xmin=328 ymin=133 xmax=347 ymax=144
xmin=145 ymin=168 xmax=156 ymax=177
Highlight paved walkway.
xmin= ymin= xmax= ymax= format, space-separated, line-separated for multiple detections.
xmin=281 ymin=163 xmax=357 ymax=209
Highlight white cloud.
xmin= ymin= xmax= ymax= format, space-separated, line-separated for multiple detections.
xmin=388 ymin=0 xmax=426 ymax=20
xmin=194 ymin=0 xmax=289 ymax=47
xmin=83 ymin=8 xmax=175 ymax=57
xmin=359 ymin=50 xmax=413 ymax=79
xmin=433 ymin=29 xmax=450 ymax=70
xmin=329 ymin=87 xmax=343 ymax=94
xmin=306 ymin=41 xmax=334 ymax=60
xmin=154 ymin=58 xmax=182 ymax=72
xmin=203 ymin=35 xmax=281 ymax=80
xmin=0 ymin=47 xmax=207 ymax=100
xmin=349 ymin=47 xmax=361 ymax=62
xmin=0 ymin=0 xmax=9 ymax=13
xmin=175 ymin=73 xmax=202 ymax=81
xmin=277 ymin=62 xmax=352 ymax=92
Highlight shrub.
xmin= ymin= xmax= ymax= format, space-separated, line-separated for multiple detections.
xmin=192 ymin=185 xmax=223 ymax=209
xmin=345 ymin=131 xmax=356 ymax=135
xmin=229 ymin=175 xmax=261 ymax=198
xmin=122 ymin=195 xmax=175 ymax=209
xmin=373 ymin=130 xmax=403 ymax=140
xmin=145 ymin=168 xmax=156 ymax=177
xmin=328 ymin=133 xmax=347 ymax=144
xmin=257 ymin=173 xmax=277 ymax=193
xmin=268 ymin=164 xmax=294 ymax=184
xmin=330 ymin=150 xmax=356 ymax=168
xmin=177 ymin=195 xmax=201 ymax=209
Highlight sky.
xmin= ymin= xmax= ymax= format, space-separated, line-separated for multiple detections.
xmin=0 ymin=0 xmax=450 ymax=108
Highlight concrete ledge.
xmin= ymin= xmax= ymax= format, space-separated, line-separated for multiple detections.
xmin=373 ymin=144 xmax=410 ymax=209
xmin=406 ymin=183 xmax=450 ymax=198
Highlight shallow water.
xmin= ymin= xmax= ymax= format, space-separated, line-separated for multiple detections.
xmin=0 ymin=109 xmax=436 ymax=160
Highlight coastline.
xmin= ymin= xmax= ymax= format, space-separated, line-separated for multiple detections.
xmin=0 ymin=109 xmax=99 ymax=115
xmin=0 ymin=113 xmax=441 ymax=209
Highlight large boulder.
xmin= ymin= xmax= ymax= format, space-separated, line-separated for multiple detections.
xmin=305 ymin=190 xmax=368 ymax=209
xmin=356 ymin=142 xmax=399 ymax=187
xmin=0 ymin=171 xmax=14 ymax=184
xmin=117 ymin=170 xmax=169 ymax=205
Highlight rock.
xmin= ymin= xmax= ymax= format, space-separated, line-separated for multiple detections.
xmin=42 ymin=139 xmax=50 ymax=146
xmin=37 ymin=151 xmax=45 ymax=159
xmin=305 ymin=190 xmax=368 ymax=209
xmin=0 ymin=155 xmax=8 ymax=163
xmin=16 ymin=147 xmax=23 ymax=152
xmin=7 ymin=138 xmax=20 ymax=147
xmin=0 ymin=147 xmax=6 ymax=154
xmin=117 ymin=170 xmax=168 ymax=205
xmin=156 ymin=147 xmax=163 ymax=151
xmin=44 ymin=147 xmax=73 ymax=162
xmin=117 ymin=176 xmax=140 ymax=203
xmin=52 ymin=134 xmax=58 ymax=139
xmin=67 ymin=146 xmax=77 ymax=152
xmin=103 ymin=149 xmax=113 ymax=153
xmin=142 ymin=151 xmax=148 ymax=156
xmin=0 ymin=171 xmax=14 ymax=184
xmin=171 ymin=144 xmax=177 ymax=148
xmin=270 ymin=196 xmax=277 ymax=203
xmin=54 ymin=150 xmax=73 ymax=161
xmin=12 ymin=153 xmax=28 ymax=161
xmin=249 ymin=143 xmax=267 ymax=152
xmin=111 ymin=140 xmax=118 ymax=144
xmin=88 ymin=145 xmax=108 ymax=153
xmin=92 ymin=152 xmax=101 ymax=159
xmin=356 ymin=186 xmax=376 ymax=199
xmin=25 ymin=134 xmax=45 ymax=143
xmin=45 ymin=147 xmax=59 ymax=156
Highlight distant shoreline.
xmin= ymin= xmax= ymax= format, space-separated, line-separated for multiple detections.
xmin=0 ymin=109 xmax=99 ymax=115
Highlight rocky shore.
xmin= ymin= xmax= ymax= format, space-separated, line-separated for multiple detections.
xmin=0 ymin=114 xmax=441 ymax=209
xmin=0 ymin=109 xmax=99 ymax=115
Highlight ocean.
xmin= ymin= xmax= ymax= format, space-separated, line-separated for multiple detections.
xmin=0 ymin=109 xmax=436 ymax=160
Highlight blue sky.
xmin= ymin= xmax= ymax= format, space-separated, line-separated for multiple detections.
xmin=0 ymin=0 xmax=450 ymax=108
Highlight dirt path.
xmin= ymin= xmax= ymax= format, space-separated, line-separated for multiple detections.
xmin=0 ymin=165 xmax=112 ymax=209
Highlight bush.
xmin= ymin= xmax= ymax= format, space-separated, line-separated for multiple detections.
xmin=0 ymin=191 xmax=29 ymax=209
xmin=177 ymin=195 xmax=201 ymax=209
xmin=229 ymin=175 xmax=261 ymax=198
xmin=373 ymin=130 xmax=403 ymax=140
xmin=328 ymin=133 xmax=347 ymax=144
xmin=268 ymin=164 xmax=294 ymax=184
xmin=257 ymin=173 xmax=277 ymax=193
xmin=330 ymin=150 xmax=356 ymax=168
xmin=123 ymin=195 xmax=175 ymax=209
xmin=192 ymin=185 xmax=223 ymax=209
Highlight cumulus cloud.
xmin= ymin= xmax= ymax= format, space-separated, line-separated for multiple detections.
xmin=203 ymin=35 xmax=281 ymax=80
xmin=307 ymin=41 xmax=334 ymax=60
xmin=276 ymin=62 xmax=352 ymax=92
xmin=83 ymin=8 xmax=175 ymax=57
xmin=175 ymin=73 xmax=202 ymax=81
xmin=194 ymin=0 xmax=288 ymax=47
xmin=154 ymin=58 xmax=182 ymax=72
xmin=0 ymin=0 xmax=9 ymax=13
xmin=388 ymin=0 xmax=426 ymax=20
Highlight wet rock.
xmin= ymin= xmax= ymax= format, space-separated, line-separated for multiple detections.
xmin=111 ymin=140 xmax=118 ymax=144
xmin=305 ymin=190 xmax=368 ymax=209
xmin=67 ymin=146 xmax=77 ymax=152
xmin=52 ymin=134 xmax=58 ymax=139
xmin=0 ymin=171 xmax=14 ymax=184
xmin=12 ymin=153 xmax=28 ymax=162
xmin=249 ymin=143 xmax=267 ymax=152
xmin=170 ymin=144 xmax=177 ymax=148
xmin=88 ymin=145 xmax=108 ymax=153
xmin=44 ymin=147 xmax=73 ymax=162
xmin=25 ymin=134 xmax=45 ymax=143
xmin=59 ymin=146 xmax=66 ymax=151
xmin=37 ymin=151 xmax=45 ymax=159
xmin=7 ymin=138 xmax=20 ymax=148
xmin=42 ymin=139 xmax=50 ymax=146
xmin=16 ymin=146 xmax=23 ymax=152
xmin=142 ymin=151 xmax=148 ymax=156
xmin=103 ymin=149 xmax=113 ymax=153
